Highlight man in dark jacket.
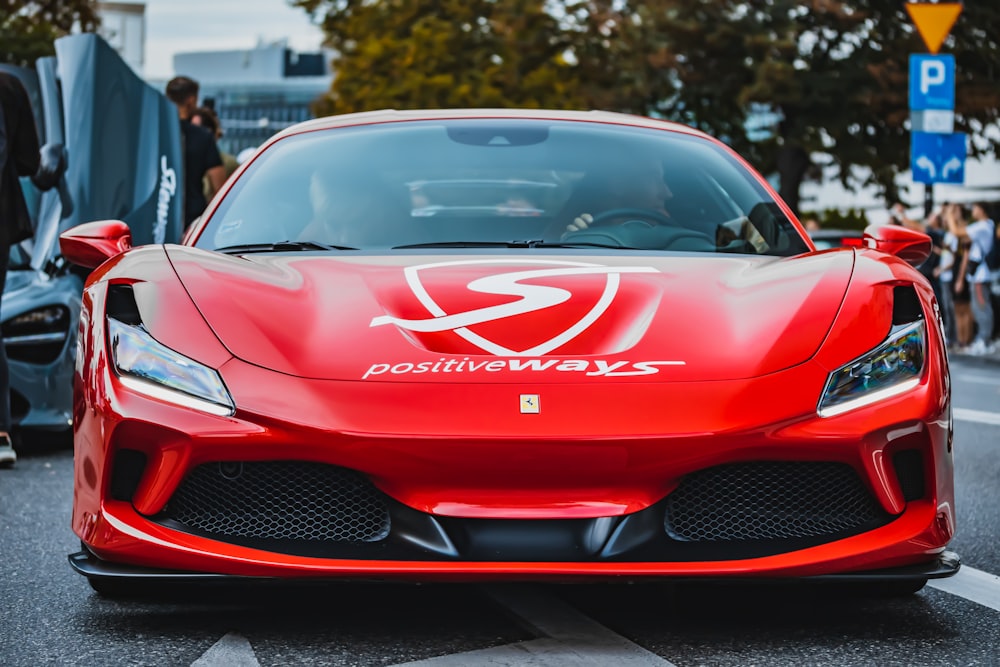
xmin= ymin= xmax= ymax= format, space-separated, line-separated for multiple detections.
xmin=0 ymin=71 xmax=65 ymax=467
xmin=165 ymin=76 xmax=225 ymax=227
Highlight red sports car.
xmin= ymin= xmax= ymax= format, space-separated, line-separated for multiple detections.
xmin=61 ymin=109 xmax=957 ymax=597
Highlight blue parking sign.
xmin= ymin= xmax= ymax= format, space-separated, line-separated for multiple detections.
xmin=909 ymin=55 xmax=955 ymax=110
xmin=911 ymin=132 xmax=965 ymax=184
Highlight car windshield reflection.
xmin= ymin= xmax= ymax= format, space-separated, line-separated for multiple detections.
xmin=197 ymin=119 xmax=809 ymax=257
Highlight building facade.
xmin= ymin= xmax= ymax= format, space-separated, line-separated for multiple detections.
xmin=96 ymin=2 xmax=146 ymax=76
xmin=172 ymin=41 xmax=334 ymax=156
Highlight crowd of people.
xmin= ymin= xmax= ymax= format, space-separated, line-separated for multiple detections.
xmin=894 ymin=201 xmax=1000 ymax=356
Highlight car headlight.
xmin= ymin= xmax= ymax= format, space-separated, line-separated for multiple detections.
xmin=817 ymin=320 xmax=925 ymax=418
xmin=108 ymin=318 xmax=235 ymax=416
xmin=2 ymin=305 xmax=71 ymax=364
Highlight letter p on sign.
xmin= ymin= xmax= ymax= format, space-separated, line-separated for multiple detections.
xmin=920 ymin=60 xmax=945 ymax=95
xmin=909 ymin=55 xmax=955 ymax=111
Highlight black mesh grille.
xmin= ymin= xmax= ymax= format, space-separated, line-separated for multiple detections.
xmin=162 ymin=461 xmax=390 ymax=543
xmin=664 ymin=461 xmax=885 ymax=542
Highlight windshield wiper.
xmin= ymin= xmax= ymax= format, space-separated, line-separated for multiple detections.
xmin=526 ymin=241 xmax=645 ymax=250
xmin=214 ymin=240 xmax=359 ymax=254
xmin=391 ymin=239 xmax=643 ymax=250
xmin=392 ymin=240 xmax=537 ymax=249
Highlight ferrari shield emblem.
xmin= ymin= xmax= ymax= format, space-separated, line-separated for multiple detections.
xmin=520 ymin=394 xmax=540 ymax=414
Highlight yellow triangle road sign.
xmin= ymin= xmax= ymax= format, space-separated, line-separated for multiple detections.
xmin=906 ymin=2 xmax=963 ymax=54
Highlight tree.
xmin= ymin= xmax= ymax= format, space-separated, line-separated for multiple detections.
xmin=291 ymin=0 xmax=583 ymax=115
xmin=292 ymin=0 xmax=1000 ymax=213
xmin=0 ymin=1 xmax=101 ymax=67
xmin=622 ymin=0 xmax=1000 ymax=212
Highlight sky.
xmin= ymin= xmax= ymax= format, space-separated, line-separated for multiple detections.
xmin=140 ymin=0 xmax=326 ymax=79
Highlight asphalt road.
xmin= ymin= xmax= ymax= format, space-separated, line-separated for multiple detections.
xmin=1 ymin=356 xmax=998 ymax=667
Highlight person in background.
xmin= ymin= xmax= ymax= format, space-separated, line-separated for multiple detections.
xmin=993 ymin=204 xmax=1000 ymax=342
xmin=189 ymin=105 xmax=239 ymax=198
xmin=0 ymin=71 xmax=66 ymax=467
xmin=960 ymin=202 xmax=996 ymax=355
xmin=948 ymin=204 xmax=975 ymax=350
xmin=888 ymin=202 xmax=925 ymax=231
xmin=917 ymin=208 xmax=945 ymax=323
xmin=803 ymin=217 xmax=821 ymax=233
xmin=934 ymin=205 xmax=958 ymax=347
xmin=165 ymin=76 xmax=225 ymax=227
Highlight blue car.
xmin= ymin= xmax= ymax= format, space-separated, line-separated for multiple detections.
xmin=1 ymin=35 xmax=183 ymax=439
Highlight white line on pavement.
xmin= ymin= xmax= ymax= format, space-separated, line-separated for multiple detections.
xmin=953 ymin=408 xmax=1000 ymax=426
xmin=191 ymin=632 xmax=260 ymax=667
xmin=929 ymin=566 xmax=1000 ymax=612
xmin=392 ymin=585 xmax=674 ymax=667
xmin=954 ymin=373 xmax=1000 ymax=386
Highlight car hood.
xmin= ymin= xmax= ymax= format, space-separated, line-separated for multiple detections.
xmin=169 ymin=247 xmax=854 ymax=382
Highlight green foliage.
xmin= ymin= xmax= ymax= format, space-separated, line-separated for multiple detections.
xmin=612 ymin=0 xmax=1000 ymax=205
xmin=293 ymin=0 xmax=584 ymax=115
xmin=802 ymin=208 xmax=871 ymax=232
xmin=0 ymin=1 xmax=101 ymax=67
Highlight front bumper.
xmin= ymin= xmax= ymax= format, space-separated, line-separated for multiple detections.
xmin=68 ymin=546 xmax=960 ymax=585
xmin=72 ymin=321 xmax=956 ymax=582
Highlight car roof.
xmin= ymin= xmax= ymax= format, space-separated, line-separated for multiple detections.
xmin=271 ymin=108 xmax=715 ymax=143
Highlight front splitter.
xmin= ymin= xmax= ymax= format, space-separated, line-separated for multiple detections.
xmin=68 ymin=549 xmax=960 ymax=585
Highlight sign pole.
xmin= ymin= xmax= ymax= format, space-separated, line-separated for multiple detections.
xmin=907 ymin=2 xmax=964 ymax=218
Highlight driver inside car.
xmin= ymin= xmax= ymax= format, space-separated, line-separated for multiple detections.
xmin=561 ymin=154 xmax=715 ymax=251
xmin=565 ymin=155 xmax=673 ymax=233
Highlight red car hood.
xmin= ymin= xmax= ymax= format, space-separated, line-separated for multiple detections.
xmin=168 ymin=248 xmax=854 ymax=382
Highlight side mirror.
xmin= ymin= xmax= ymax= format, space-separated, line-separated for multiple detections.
xmin=59 ymin=220 xmax=133 ymax=269
xmin=862 ymin=224 xmax=931 ymax=267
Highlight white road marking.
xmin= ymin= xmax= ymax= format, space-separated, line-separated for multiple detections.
xmin=954 ymin=373 xmax=1000 ymax=386
xmin=929 ymin=566 xmax=1000 ymax=612
xmin=191 ymin=632 xmax=260 ymax=667
xmin=393 ymin=585 xmax=673 ymax=666
xmin=189 ymin=570 xmax=1000 ymax=667
xmin=953 ymin=408 xmax=1000 ymax=426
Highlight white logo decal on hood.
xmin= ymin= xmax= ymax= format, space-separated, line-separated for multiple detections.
xmin=370 ymin=259 xmax=659 ymax=356
xmin=154 ymin=155 xmax=177 ymax=244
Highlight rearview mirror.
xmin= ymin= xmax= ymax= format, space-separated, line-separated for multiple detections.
xmin=862 ymin=224 xmax=931 ymax=267
xmin=59 ymin=220 xmax=133 ymax=269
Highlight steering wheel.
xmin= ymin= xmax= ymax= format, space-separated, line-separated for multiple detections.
xmin=588 ymin=207 xmax=674 ymax=228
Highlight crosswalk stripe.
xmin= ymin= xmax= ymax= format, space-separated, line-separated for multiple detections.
xmin=391 ymin=585 xmax=674 ymax=667
xmin=191 ymin=632 xmax=260 ymax=667
xmin=953 ymin=407 xmax=1000 ymax=426
xmin=929 ymin=566 xmax=1000 ymax=612
xmin=953 ymin=373 xmax=1000 ymax=386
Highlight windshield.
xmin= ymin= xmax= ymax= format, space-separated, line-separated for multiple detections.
xmin=195 ymin=119 xmax=808 ymax=256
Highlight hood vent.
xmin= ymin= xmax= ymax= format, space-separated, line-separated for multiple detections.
xmin=892 ymin=285 xmax=923 ymax=326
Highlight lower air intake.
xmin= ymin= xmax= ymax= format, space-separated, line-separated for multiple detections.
xmin=664 ymin=461 xmax=886 ymax=542
xmin=162 ymin=461 xmax=390 ymax=543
